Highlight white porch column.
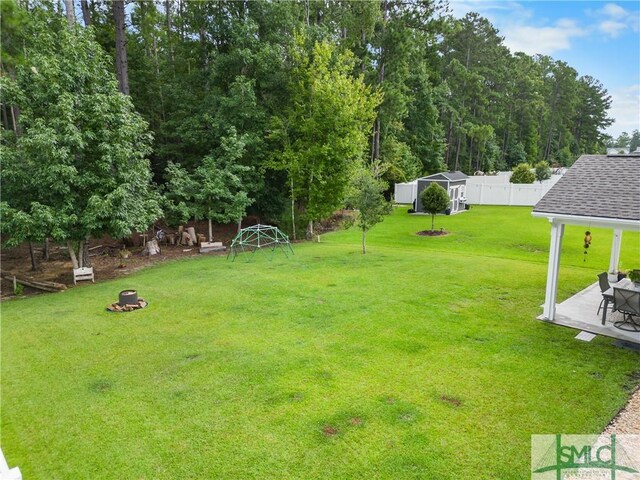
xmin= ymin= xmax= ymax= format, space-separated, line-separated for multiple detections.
xmin=608 ymin=229 xmax=623 ymax=274
xmin=543 ymin=219 xmax=565 ymax=320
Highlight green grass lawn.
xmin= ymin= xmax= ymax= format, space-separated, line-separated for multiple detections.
xmin=2 ymin=206 xmax=639 ymax=479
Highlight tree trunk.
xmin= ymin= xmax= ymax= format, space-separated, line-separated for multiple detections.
xmin=28 ymin=241 xmax=37 ymax=271
xmin=362 ymin=229 xmax=366 ymax=254
xmin=5 ymin=67 xmax=22 ymax=135
xmin=454 ymin=134 xmax=462 ymax=171
xmin=431 ymin=214 xmax=435 ymax=232
xmin=43 ymin=237 xmax=50 ymax=261
xmin=165 ymin=0 xmax=172 ymax=31
xmin=370 ymin=0 xmax=387 ymax=164
xmin=63 ymin=0 xmax=75 ymax=26
xmin=306 ymin=220 xmax=314 ymax=240
xmin=305 ymin=0 xmax=309 ymax=26
xmin=372 ymin=117 xmax=381 ymax=162
xmin=80 ymin=0 xmax=92 ymax=26
xmin=208 ymin=217 xmax=213 ymax=242
xmin=445 ymin=115 xmax=454 ymax=169
xmin=67 ymin=240 xmax=79 ymax=269
xmin=77 ymin=240 xmax=84 ymax=269
xmin=290 ymin=176 xmax=296 ymax=241
xmin=165 ymin=0 xmax=175 ymax=67
xmin=113 ymin=0 xmax=129 ymax=95
xmin=82 ymin=235 xmax=91 ymax=267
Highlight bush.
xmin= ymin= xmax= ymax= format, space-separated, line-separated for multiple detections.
xmin=534 ymin=161 xmax=551 ymax=183
xmin=510 ymin=163 xmax=535 ymax=184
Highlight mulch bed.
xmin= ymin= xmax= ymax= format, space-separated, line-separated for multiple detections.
xmin=416 ymin=230 xmax=449 ymax=237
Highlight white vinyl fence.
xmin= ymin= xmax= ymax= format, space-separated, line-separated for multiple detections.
xmin=465 ymin=174 xmax=561 ymax=206
xmin=394 ymin=172 xmax=564 ymax=207
xmin=394 ymin=181 xmax=417 ymax=204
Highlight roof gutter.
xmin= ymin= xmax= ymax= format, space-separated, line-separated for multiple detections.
xmin=531 ymin=211 xmax=640 ymax=231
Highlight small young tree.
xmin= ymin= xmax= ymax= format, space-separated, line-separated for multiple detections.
xmin=165 ymin=129 xmax=253 ymax=241
xmin=510 ymin=163 xmax=535 ymax=184
xmin=420 ymin=183 xmax=450 ymax=232
xmin=269 ymin=37 xmax=381 ymax=239
xmin=347 ymin=170 xmax=392 ymax=254
xmin=534 ymin=161 xmax=552 ymax=183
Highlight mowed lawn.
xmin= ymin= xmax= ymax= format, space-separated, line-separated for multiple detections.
xmin=2 ymin=206 xmax=639 ymax=479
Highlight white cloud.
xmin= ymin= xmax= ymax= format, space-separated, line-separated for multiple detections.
xmin=448 ymin=0 xmax=639 ymax=56
xmin=601 ymin=3 xmax=627 ymax=19
xmin=591 ymin=3 xmax=640 ymax=38
xmin=447 ymin=1 xmax=532 ymax=23
xmin=605 ymin=84 xmax=640 ymax=137
xmin=447 ymin=1 xmax=586 ymax=56
xmin=598 ymin=20 xmax=628 ymax=38
xmin=501 ymin=19 xmax=587 ymax=56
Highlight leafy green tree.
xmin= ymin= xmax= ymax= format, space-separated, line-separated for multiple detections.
xmin=164 ymin=129 xmax=252 ymax=241
xmin=1 ymin=5 xmax=161 ymax=269
xmin=615 ymin=131 xmax=631 ymax=148
xmin=572 ymin=76 xmax=612 ymax=154
xmin=629 ymin=130 xmax=640 ymax=153
xmin=420 ymin=182 xmax=450 ymax=232
xmin=503 ymin=141 xmax=527 ymax=169
xmin=510 ymin=163 xmax=535 ymax=184
xmin=534 ymin=161 xmax=552 ymax=183
xmin=270 ymin=38 xmax=380 ymax=238
xmin=347 ymin=169 xmax=392 ymax=254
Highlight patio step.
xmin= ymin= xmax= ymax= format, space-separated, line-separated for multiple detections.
xmin=575 ymin=331 xmax=597 ymax=342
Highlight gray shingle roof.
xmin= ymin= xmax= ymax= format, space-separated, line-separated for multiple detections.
xmin=533 ymin=154 xmax=640 ymax=221
xmin=421 ymin=171 xmax=468 ymax=182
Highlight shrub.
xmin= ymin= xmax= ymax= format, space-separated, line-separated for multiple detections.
xmin=534 ymin=161 xmax=552 ymax=183
xmin=420 ymin=182 xmax=450 ymax=232
xmin=510 ymin=163 xmax=535 ymax=184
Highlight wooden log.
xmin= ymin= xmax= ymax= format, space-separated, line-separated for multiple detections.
xmin=187 ymin=227 xmax=197 ymax=244
xmin=143 ymin=239 xmax=160 ymax=256
xmin=0 ymin=270 xmax=67 ymax=292
xmin=177 ymin=226 xmax=185 ymax=245
xmin=181 ymin=231 xmax=193 ymax=246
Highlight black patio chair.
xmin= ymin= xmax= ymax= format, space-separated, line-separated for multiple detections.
xmin=612 ymin=288 xmax=640 ymax=332
xmin=597 ymin=272 xmax=614 ymax=324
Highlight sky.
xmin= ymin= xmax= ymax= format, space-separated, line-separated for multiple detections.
xmin=448 ymin=0 xmax=640 ymax=139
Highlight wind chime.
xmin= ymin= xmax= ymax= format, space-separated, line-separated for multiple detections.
xmin=583 ymin=230 xmax=592 ymax=262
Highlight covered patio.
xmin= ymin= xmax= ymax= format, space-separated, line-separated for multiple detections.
xmin=532 ymin=153 xmax=640 ymax=344
xmin=547 ymin=282 xmax=640 ymax=344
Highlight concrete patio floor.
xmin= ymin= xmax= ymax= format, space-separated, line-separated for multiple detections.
xmin=537 ymin=283 xmax=640 ymax=345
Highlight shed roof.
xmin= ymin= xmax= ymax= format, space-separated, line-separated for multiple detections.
xmin=420 ymin=171 xmax=468 ymax=182
xmin=533 ymin=154 xmax=640 ymax=221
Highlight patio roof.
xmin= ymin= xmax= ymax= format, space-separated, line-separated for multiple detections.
xmin=533 ymin=152 xmax=640 ymax=324
xmin=533 ymin=154 xmax=640 ymax=223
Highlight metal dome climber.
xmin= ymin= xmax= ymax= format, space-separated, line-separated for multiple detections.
xmin=227 ymin=224 xmax=294 ymax=261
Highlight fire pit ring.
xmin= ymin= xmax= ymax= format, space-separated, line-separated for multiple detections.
xmin=119 ymin=289 xmax=138 ymax=306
